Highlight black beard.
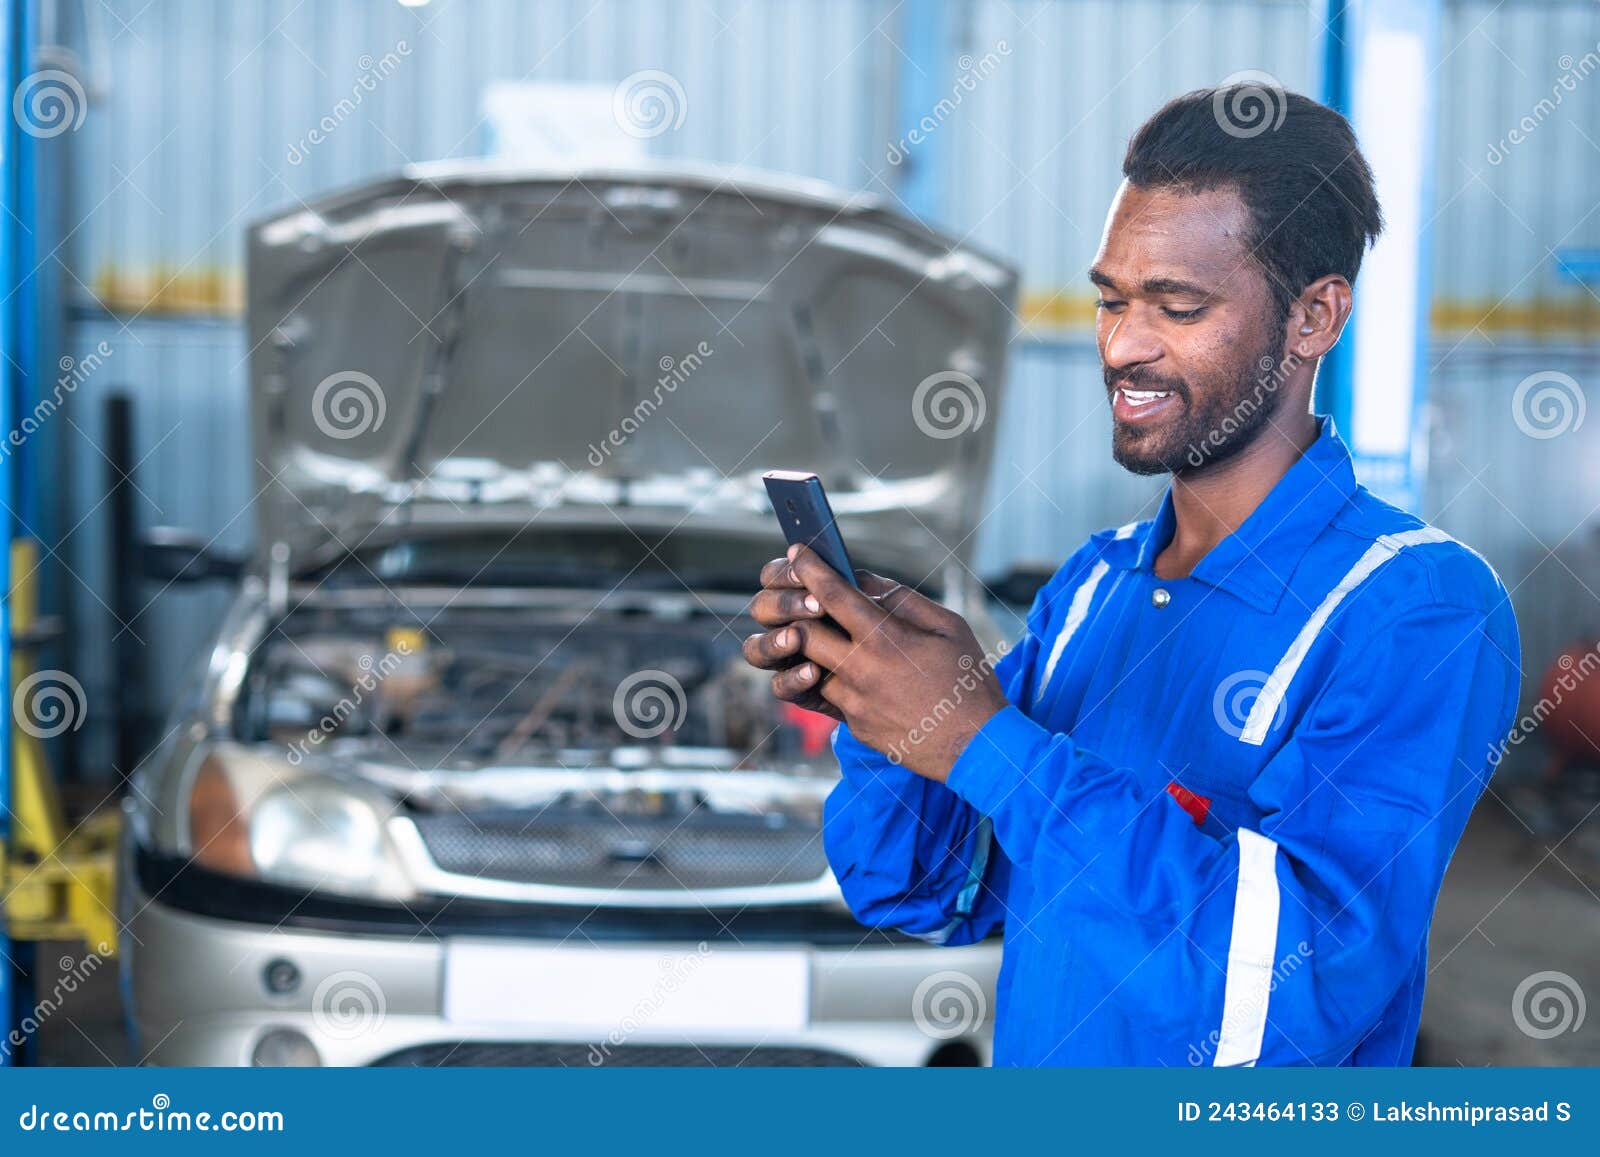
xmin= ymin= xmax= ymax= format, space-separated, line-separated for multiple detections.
xmin=1107 ymin=330 xmax=1290 ymax=476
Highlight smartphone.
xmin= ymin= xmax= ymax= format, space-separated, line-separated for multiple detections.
xmin=762 ymin=470 xmax=861 ymax=590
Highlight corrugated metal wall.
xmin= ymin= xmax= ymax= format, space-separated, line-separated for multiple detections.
xmin=70 ymin=0 xmax=1600 ymax=319
xmin=59 ymin=319 xmax=252 ymax=748
xmin=948 ymin=0 xmax=1313 ymax=299
xmin=71 ymin=0 xmax=897 ymax=308
xmin=1433 ymin=0 xmax=1600 ymax=311
xmin=1424 ymin=343 xmax=1600 ymax=704
xmin=39 ymin=0 xmax=1600 ymax=776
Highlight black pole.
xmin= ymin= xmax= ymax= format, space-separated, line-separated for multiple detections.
xmin=105 ymin=391 xmax=145 ymax=779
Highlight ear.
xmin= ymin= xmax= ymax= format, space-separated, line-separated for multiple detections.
xmin=1285 ymin=274 xmax=1352 ymax=361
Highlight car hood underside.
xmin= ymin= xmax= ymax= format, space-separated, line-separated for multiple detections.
xmin=246 ymin=161 xmax=1019 ymax=575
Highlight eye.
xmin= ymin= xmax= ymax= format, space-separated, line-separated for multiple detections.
xmin=1095 ymin=298 xmax=1126 ymax=314
xmin=1162 ymin=305 xmax=1207 ymax=321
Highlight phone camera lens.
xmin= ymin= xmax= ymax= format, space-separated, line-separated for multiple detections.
xmin=785 ymin=499 xmax=797 ymax=512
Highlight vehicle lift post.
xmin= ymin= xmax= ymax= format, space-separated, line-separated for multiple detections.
xmin=1 ymin=0 xmax=18 ymax=1066
xmin=0 ymin=0 xmax=119 ymax=1067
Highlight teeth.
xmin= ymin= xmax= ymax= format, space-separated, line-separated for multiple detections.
xmin=1120 ymin=388 xmax=1172 ymax=406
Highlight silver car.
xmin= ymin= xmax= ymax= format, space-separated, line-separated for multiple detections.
xmin=120 ymin=162 xmax=1018 ymax=1067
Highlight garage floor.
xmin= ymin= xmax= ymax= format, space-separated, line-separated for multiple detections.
xmin=25 ymin=798 xmax=1599 ymax=1067
xmin=1418 ymin=788 xmax=1599 ymax=1066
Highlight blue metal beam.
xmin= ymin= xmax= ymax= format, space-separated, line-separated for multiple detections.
xmin=1314 ymin=0 xmax=1354 ymax=441
xmin=0 ymin=0 xmax=17 ymax=1067
xmin=1315 ymin=0 xmax=1442 ymax=513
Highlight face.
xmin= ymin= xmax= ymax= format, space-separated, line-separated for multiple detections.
xmin=1090 ymin=182 xmax=1290 ymax=476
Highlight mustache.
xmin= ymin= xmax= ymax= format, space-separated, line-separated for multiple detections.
xmin=1104 ymin=367 xmax=1189 ymax=400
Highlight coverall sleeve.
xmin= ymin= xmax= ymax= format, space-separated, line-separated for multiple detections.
xmin=821 ymin=575 xmax=1057 ymax=945
xmin=943 ymin=597 xmax=1520 ymax=1064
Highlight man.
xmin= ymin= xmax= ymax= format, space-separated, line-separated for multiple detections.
xmin=743 ymin=87 xmax=1521 ymax=1066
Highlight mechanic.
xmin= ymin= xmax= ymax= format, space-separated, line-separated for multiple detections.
xmin=742 ymin=87 xmax=1521 ymax=1066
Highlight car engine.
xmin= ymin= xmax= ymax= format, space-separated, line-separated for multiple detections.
xmin=236 ymin=601 xmax=832 ymax=771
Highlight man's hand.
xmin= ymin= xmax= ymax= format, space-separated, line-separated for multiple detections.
xmin=743 ymin=548 xmax=846 ymax=721
xmin=743 ymin=545 xmax=1011 ymax=781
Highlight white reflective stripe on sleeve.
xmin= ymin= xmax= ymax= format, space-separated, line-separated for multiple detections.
xmin=916 ymin=817 xmax=996 ymax=945
xmin=1033 ymin=560 xmax=1110 ymax=706
xmin=1213 ymin=828 xmax=1282 ymax=1067
xmin=1239 ymin=526 xmax=1454 ymax=745
xmin=953 ymin=817 xmax=994 ymax=917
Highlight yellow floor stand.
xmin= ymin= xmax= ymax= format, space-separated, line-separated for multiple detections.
xmin=1 ymin=539 xmax=119 ymax=957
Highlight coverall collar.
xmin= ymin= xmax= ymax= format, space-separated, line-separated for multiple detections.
xmin=1123 ymin=415 xmax=1360 ymax=613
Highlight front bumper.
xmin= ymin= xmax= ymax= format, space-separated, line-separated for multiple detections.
xmin=122 ymin=854 xmax=1000 ymax=1067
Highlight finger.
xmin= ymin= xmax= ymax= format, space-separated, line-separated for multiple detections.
xmin=747 ymin=587 xmax=824 ymax=628
xmin=759 ymin=556 xmax=807 ymax=590
xmin=817 ymin=671 xmax=859 ymax=717
xmin=742 ymin=627 xmax=802 ymax=670
xmin=853 ymin=570 xmax=901 ymax=598
xmin=850 ymin=570 xmax=949 ymax=631
xmin=788 ymin=545 xmax=888 ymax=639
xmin=770 ymin=660 xmax=823 ymax=701
xmin=874 ymin=582 xmax=953 ymax=633
xmin=806 ymin=700 xmax=846 ymax=723
xmin=788 ymin=619 xmax=858 ymax=677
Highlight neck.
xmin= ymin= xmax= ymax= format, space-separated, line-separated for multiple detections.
xmin=1154 ymin=410 xmax=1320 ymax=580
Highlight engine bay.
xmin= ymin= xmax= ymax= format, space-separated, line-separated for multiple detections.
xmin=233 ymin=597 xmax=838 ymax=776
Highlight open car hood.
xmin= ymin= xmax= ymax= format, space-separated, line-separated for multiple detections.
xmin=246 ymin=161 xmax=1019 ymax=574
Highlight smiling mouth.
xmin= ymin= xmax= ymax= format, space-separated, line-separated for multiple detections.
xmin=1116 ymin=387 xmax=1174 ymax=408
xmin=1110 ymin=383 xmax=1184 ymax=426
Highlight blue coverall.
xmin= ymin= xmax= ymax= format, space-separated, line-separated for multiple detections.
xmin=824 ymin=418 xmax=1522 ymax=1065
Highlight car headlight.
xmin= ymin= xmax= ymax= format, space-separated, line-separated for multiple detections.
xmin=184 ymin=744 xmax=416 ymax=901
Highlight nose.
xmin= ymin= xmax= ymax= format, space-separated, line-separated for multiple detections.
xmin=1100 ymin=305 xmax=1163 ymax=376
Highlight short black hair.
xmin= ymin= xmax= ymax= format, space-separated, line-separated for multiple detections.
xmin=1122 ymin=85 xmax=1383 ymax=324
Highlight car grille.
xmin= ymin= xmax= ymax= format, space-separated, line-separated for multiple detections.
xmin=410 ymin=810 xmax=829 ymax=891
xmin=372 ymin=1041 xmax=864 ymax=1067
